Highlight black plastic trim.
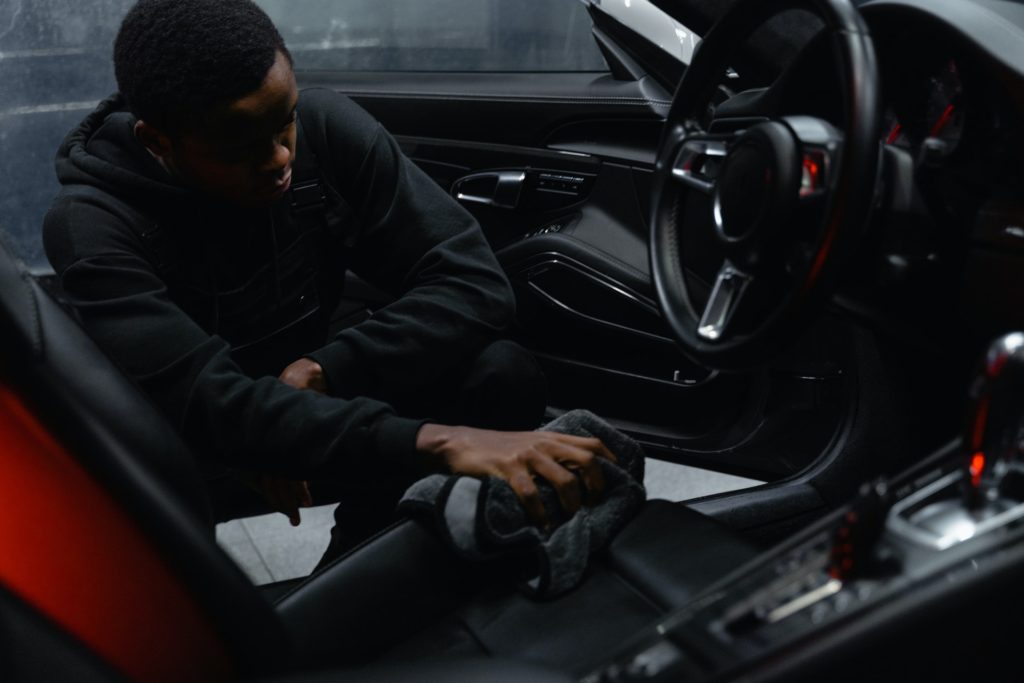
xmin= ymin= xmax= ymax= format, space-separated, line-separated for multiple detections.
xmin=587 ymin=4 xmax=686 ymax=93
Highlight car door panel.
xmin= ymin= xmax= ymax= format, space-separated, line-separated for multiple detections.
xmin=393 ymin=135 xmax=603 ymax=249
xmin=301 ymin=71 xmax=669 ymax=147
xmin=302 ymin=64 xmax=844 ymax=480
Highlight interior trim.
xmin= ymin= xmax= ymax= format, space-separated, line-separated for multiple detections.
xmin=339 ymin=90 xmax=670 ymax=107
xmin=297 ymin=71 xmax=656 ymax=100
xmin=513 ymin=255 xmax=670 ymax=343
xmin=534 ymin=350 xmax=716 ymax=391
xmin=527 ymin=278 xmax=670 ymax=344
xmin=508 ymin=252 xmax=655 ymax=305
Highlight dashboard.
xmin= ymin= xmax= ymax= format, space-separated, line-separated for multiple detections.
xmin=868 ymin=3 xmax=1024 ymax=346
xmin=882 ymin=56 xmax=964 ymax=154
xmin=757 ymin=1 xmax=1024 ymax=358
xmin=870 ymin=6 xmax=1024 ymax=206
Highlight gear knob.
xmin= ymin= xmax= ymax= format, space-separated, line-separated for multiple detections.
xmin=964 ymin=332 xmax=1024 ymax=508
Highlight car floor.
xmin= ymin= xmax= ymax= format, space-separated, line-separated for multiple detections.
xmin=216 ymin=459 xmax=762 ymax=585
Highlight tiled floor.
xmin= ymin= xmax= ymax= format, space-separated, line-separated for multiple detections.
xmin=216 ymin=503 xmax=338 ymax=585
xmin=643 ymin=459 xmax=759 ymax=502
xmin=216 ymin=459 xmax=762 ymax=585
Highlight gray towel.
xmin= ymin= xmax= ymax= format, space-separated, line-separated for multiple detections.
xmin=398 ymin=409 xmax=646 ymax=598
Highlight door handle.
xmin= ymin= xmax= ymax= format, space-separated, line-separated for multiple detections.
xmin=452 ymin=170 xmax=526 ymax=209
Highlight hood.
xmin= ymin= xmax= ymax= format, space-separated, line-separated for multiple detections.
xmin=55 ymin=93 xmax=192 ymax=205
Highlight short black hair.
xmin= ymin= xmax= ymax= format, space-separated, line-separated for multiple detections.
xmin=114 ymin=0 xmax=292 ymax=133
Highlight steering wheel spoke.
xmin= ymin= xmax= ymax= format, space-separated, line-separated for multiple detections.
xmin=697 ymin=261 xmax=753 ymax=342
xmin=671 ymin=135 xmax=730 ymax=195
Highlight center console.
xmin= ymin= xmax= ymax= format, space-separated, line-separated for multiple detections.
xmin=584 ymin=333 xmax=1024 ymax=682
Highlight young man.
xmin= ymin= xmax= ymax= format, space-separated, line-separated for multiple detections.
xmin=44 ymin=0 xmax=614 ymax=564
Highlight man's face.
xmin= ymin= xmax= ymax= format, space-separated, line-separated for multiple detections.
xmin=156 ymin=50 xmax=299 ymax=208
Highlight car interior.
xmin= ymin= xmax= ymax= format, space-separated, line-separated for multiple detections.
xmin=3 ymin=0 xmax=1024 ymax=681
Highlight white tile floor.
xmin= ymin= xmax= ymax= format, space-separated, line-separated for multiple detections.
xmin=216 ymin=504 xmax=338 ymax=585
xmin=216 ymin=459 xmax=762 ymax=585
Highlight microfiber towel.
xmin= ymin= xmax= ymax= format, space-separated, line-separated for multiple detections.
xmin=398 ymin=409 xmax=646 ymax=598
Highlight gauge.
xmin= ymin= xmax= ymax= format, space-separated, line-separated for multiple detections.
xmin=883 ymin=107 xmax=910 ymax=149
xmin=924 ymin=58 xmax=965 ymax=151
xmin=883 ymin=57 xmax=966 ymax=162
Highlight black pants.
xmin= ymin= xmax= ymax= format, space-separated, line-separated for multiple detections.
xmin=312 ymin=338 xmax=547 ymax=570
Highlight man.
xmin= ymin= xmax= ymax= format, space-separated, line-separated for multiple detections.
xmin=44 ymin=0 xmax=614 ymax=565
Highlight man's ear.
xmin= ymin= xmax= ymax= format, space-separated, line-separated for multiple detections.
xmin=133 ymin=120 xmax=173 ymax=159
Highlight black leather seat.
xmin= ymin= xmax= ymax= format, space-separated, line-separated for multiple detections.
xmin=0 ymin=236 xmax=758 ymax=679
xmin=276 ymin=500 xmax=758 ymax=676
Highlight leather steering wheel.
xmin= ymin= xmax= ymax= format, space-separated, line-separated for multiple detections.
xmin=649 ymin=0 xmax=882 ymax=370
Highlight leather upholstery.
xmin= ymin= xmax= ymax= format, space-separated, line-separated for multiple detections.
xmin=0 ymin=240 xmax=291 ymax=674
xmin=448 ymin=500 xmax=759 ymax=675
xmin=278 ymin=500 xmax=759 ymax=677
xmin=260 ymin=658 xmax=576 ymax=683
xmin=275 ymin=520 xmax=483 ymax=667
xmin=604 ymin=499 xmax=761 ymax=610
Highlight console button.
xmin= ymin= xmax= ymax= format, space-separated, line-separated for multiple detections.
xmin=829 ymin=479 xmax=894 ymax=580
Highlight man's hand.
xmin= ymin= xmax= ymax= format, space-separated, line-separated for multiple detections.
xmin=416 ymin=424 xmax=617 ymax=525
xmin=255 ymin=476 xmax=313 ymax=527
xmin=279 ymin=357 xmax=327 ymax=393
xmin=264 ymin=357 xmax=325 ymax=525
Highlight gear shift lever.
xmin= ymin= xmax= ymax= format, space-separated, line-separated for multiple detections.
xmin=963 ymin=332 xmax=1024 ymax=509
xmin=888 ymin=333 xmax=1024 ymax=550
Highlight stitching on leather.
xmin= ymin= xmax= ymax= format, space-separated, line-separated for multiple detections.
xmin=344 ymin=90 xmax=672 ymax=106
xmin=667 ymin=193 xmax=686 ymax=301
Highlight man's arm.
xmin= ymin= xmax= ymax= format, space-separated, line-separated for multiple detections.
xmin=291 ymin=92 xmax=621 ymax=518
xmin=44 ymin=198 xmax=427 ymax=482
xmin=274 ymin=357 xmax=614 ymax=523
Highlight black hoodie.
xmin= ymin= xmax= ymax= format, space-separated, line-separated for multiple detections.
xmin=43 ymin=88 xmax=515 ymax=482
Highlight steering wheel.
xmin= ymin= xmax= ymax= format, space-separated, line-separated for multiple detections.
xmin=649 ymin=0 xmax=882 ymax=370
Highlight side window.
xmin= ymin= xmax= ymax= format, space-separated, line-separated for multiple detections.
xmin=254 ymin=0 xmax=608 ymax=72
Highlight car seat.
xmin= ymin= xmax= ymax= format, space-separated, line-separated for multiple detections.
xmin=0 ymin=236 xmax=758 ymax=680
